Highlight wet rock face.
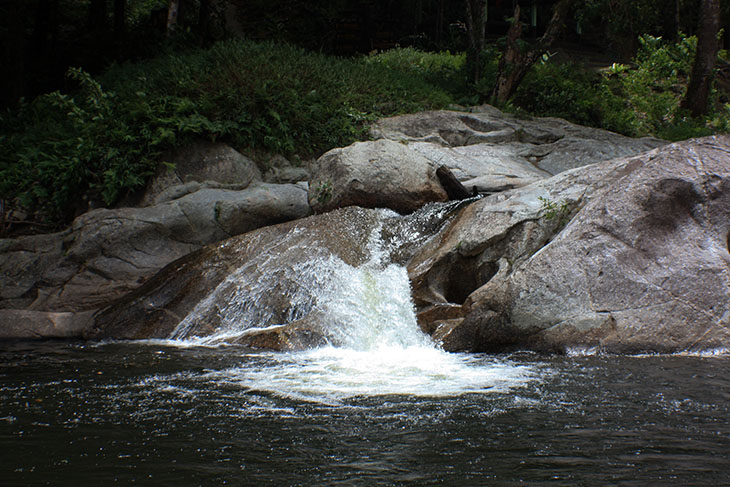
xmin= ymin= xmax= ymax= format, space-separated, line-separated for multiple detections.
xmin=86 ymin=201 xmax=469 ymax=348
xmin=413 ymin=135 xmax=730 ymax=354
xmin=0 ymin=310 xmax=94 ymax=339
xmin=85 ymin=207 xmax=387 ymax=341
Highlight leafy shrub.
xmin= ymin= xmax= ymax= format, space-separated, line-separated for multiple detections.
xmin=4 ymin=36 xmax=729 ymax=227
xmin=101 ymin=40 xmax=456 ymax=156
xmin=1 ymin=41 xmax=458 ymax=225
xmin=509 ymin=34 xmax=730 ymax=141
xmin=512 ymin=61 xmax=605 ymax=127
xmin=0 ymin=68 xmax=204 ymax=222
xmin=366 ymin=47 xmax=469 ymax=97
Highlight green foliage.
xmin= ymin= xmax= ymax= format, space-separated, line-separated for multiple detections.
xmin=1 ymin=41 xmax=458 ymax=225
xmin=4 ymin=34 xmax=729 ymax=227
xmin=539 ymin=196 xmax=572 ymax=229
xmin=0 ymin=67 xmax=231 ymax=223
xmin=512 ymin=62 xmax=604 ymax=127
xmin=366 ymin=47 xmax=469 ymax=98
xmin=510 ymin=34 xmax=730 ymax=141
xmin=101 ymin=40 xmax=456 ymax=155
xmin=313 ymin=181 xmax=333 ymax=205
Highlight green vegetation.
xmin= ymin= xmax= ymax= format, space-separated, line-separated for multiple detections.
xmin=0 ymin=41 xmax=457 ymax=224
xmin=512 ymin=35 xmax=730 ymax=140
xmin=539 ymin=196 xmax=573 ymax=229
xmin=313 ymin=181 xmax=334 ymax=205
xmin=1 ymin=35 xmax=729 ymax=227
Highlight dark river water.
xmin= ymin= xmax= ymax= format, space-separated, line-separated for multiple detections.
xmin=1 ymin=340 xmax=729 ymax=486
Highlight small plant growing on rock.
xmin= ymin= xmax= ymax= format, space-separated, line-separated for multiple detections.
xmin=314 ymin=181 xmax=333 ymax=205
xmin=539 ymin=196 xmax=572 ymax=228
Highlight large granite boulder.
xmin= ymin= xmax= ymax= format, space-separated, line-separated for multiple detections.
xmin=85 ymin=203 xmax=464 ymax=346
xmin=0 ymin=183 xmax=311 ymax=321
xmin=407 ymin=141 xmax=552 ymax=193
xmin=411 ymin=135 xmax=730 ymax=354
xmin=310 ymin=107 xmax=665 ymax=214
xmin=372 ymin=107 xmax=666 ymax=188
xmin=136 ymin=140 xmax=262 ymax=207
xmin=308 ymin=139 xmax=448 ymax=214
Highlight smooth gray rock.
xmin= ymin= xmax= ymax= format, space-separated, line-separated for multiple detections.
xmin=138 ymin=140 xmax=262 ymax=207
xmin=263 ymin=155 xmax=311 ymax=184
xmin=308 ymin=139 xmax=448 ymax=214
xmin=0 ymin=183 xmax=311 ymax=319
xmin=372 ymin=108 xmax=666 ymax=176
xmin=410 ymin=135 xmax=730 ymax=353
xmin=408 ymin=141 xmax=551 ymax=192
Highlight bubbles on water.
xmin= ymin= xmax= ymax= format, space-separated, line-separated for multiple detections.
xmin=164 ymin=205 xmax=539 ymax=403
xmin=195 ymin=347 xmax=537 ymax=405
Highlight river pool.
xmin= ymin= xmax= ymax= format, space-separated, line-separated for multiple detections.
xmin=2 ymin=340 xmax=729 ymax=486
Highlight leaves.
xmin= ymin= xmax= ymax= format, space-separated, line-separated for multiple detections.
xmin=1 ymin=42 xmax=459 ymax=225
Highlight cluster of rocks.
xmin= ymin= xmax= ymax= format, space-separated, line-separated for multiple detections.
xmin=3 ymin=105 xmax=729 ymax=354
xmin=0 ymin=141 xmax=312 ymax=337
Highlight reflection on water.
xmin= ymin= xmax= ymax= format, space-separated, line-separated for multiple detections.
xmin=1 ymin=341 xmax=730 ymax=486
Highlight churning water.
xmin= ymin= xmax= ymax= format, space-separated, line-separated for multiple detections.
xmin=168 ymin=215 xmax=535 ymax=404
xmin=3 ymin=342 xmax=730 ymax=485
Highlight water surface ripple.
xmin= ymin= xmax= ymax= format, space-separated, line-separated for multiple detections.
xmin=2 ymin=341 xmax=730 ymax=486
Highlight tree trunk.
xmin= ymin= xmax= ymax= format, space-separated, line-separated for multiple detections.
xmin=680 ymin=0 xmax=720 ymax=118
xmin=198 ymin=0 xmax=212 ymax=43
xmin=490 ymin=0 xmax=575 ymax=104
xmin=464 ymin=0 xmax=487 ymax=83
xmin=167 ymin=0 xmax=180 ymax=35
xmin=0 ymin=0 xmax=25 ymax=108
xmin=113 ymin=0 xmax=126 ymax=58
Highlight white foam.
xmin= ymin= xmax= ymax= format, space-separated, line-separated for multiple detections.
xmin=204 ymin=347 xmax=536 ymax=404
xmin=165 ymin=213 xmax=538 ymax=403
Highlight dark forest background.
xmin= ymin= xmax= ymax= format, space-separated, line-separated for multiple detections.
xmin=3 ymin=0 xmax=729 ymax=108
xmin=1 ymin=0 xmax=729 ymax=230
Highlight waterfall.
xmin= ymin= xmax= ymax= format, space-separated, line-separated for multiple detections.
xmin=165 ymin=202 xmax=535 ymax=403
xmin=169 ymin=202 xmax=471 ymax=347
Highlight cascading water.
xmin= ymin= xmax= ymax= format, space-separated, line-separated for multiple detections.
xmin=166 ymin=203 xmax=535 ymax=403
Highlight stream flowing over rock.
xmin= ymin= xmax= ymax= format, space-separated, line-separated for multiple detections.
xmin=86 ymin=203 xmax=468 ymax=348
xmin=88 ymin=134 xmax=730 ymax=353
xmin=3 ymin=107 xmax=728 ymax=353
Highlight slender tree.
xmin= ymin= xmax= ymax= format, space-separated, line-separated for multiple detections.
xmin=113 ymin=0 xmax=126 ymax=57
xmin=681 ymin=0 xmax=720 ymax=117
xmin=0 ymin=0 xmax=25 ymax=107
xmin=490 ymin=0 xmax=576 ymax=104
xmin=464 ymin=0 xmax=487 ymax=83
xmin=167 ymin=0 xmax=180 ymax=34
